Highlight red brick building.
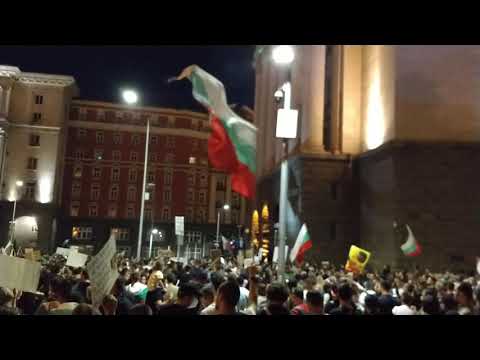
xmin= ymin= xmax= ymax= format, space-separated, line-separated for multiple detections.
xmin=59 ymin=100 xmax=247 ymax=257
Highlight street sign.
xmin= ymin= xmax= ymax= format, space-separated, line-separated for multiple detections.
xmin=175 ymin=216 xmax=184 ymax=236
xmin=276 ymin=109 xmax=298 ymax=139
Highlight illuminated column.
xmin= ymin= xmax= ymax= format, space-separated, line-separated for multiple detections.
xmin=225 ymin=175 xmax=232 ymax=224
xmin=330 ymin=45 xmax=344 ymax=154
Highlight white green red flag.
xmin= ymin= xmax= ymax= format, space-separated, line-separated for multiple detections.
xmin=290 ymin=224 xmax=312 ymax=264
xmin=400 ymin=224 xmax=422 ymax=257
xmin=175 ymin=65 xmax=257 ymax=199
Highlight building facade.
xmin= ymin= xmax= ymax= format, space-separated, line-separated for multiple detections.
xmin=59 ymin=100 xmax=247 ymax=257
xmin=254 ymin=45 xmax=480 ymax=270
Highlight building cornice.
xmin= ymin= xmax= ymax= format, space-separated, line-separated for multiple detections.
xmin=0 ymin=65 xmax=21 ymax=78
xmin=16 ymin=72 xmax=76 ymax=87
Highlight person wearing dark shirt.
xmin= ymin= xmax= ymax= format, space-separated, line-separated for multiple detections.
xmin=157 ymin=281 xmax=201 ymax=316
xmin=215 ymin=280 xmax=244 ymax=315
xmin=257 ymin=282 xmax=290 ymax=315
xmin=111 ymin=278 xmax=135 ymax=315
xmin=324 ymin=284 xmax=339 ymax=314
xmin=377 ymin=280 xmax=399 ymax=315
xmin=330 ymin=282 xmax=362 ymax=315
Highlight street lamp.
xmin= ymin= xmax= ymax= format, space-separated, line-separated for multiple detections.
xmin=9 ymin=181 xmax=24 ymax=248
xmin=148 ymin=228 xmax=159 ymax=259
xmin=121 ymin=89 xmax=150 ymax=260
xmin=272 ymin=45 xmax=296 ymax=282
xmin=216 ymin=204 xmax=230 ymax=248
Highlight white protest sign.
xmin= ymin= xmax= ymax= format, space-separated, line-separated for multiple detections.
xmin=56 ymin=247 xmax=73 ymax=257
xmin=0 ymin=254 xmax=41 ymax=293
xmin=86 ymin=235 xmax=118 ymax=307
xmin=243 ymin=258 xmax=253 ymax=269
xmin=66 ymin=252 xmax=89 ymax=268
xmin=175 ymin=216 xmax=184 ymax=236
xmin=273 ymin=246 xmax=289 ymax=263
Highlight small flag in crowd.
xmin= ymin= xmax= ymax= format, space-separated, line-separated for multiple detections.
xmin=174 ymin=65 xmax=257 ymax=199
xmin=398 ymin=224 xmax=422 ymax=257
xmin=345 ymin=245 xmax=371 ymax=274
xmin=290 ymin=224 xmax=313 ymax=264
xmin=476 ymin=257 xmax=480 ymax=275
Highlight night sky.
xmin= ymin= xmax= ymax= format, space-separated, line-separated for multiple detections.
xmin=0 ymin=46 xmax=256 ymax=111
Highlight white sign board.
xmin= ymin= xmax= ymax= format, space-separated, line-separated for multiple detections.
xmin=86 ymin=235 xmax=118 ymax=307
xmin=273 ymin=246 xmax=289 ymax=263
xmin=276 ymin=109 xmax=299 ymax=139
xmin=175 ymin=216 xmax=184 ymax=236
xmin=243 ymin=258 xmax=253 ymax=269
xmin=0 ymin=254 xmax=41 ymax=293
xmin=56 ymin=247 xmax=73 ymax=257
xmin=66 ymin=252 xmax=89 ymax=268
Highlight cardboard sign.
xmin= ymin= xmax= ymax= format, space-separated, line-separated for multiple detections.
xmin=86 ymin=235 xmax=118 ymax=307
xmin=245 ymin=249 xmax=254 ymax=259
xmin=345 ymin=245 xmax=371 ymax=274
xmin=56 ymin=247 xmax=73 ymax=257
xmin=273 ymin=246 xmax=289 ymax=263
xmin=0 ymin=254 xmax=41 ymax=293
xmin=243 ymin=258 xmax=253 ymax=269
xmin=175 ymin=216 xmax=184 ymax=236
xmin=66 ymin=252 xmax=89 ymax=268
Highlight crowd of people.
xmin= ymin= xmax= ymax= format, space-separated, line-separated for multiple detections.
xmin=1 ymin=252 xmax=480 ymax=316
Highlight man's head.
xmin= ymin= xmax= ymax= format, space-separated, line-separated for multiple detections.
xmin=338 ymin=282 xmax=353 ymax=304
xmin=128 ymin=304 xmax=153 ymax=315
xmin=72 ymin=303 xmax=101 ymax=315
xmin=442 ymin=294 xmax=457 ymax=313
xmin=215 ymin=280 xmax=240 ymax=314
xmin=290 ymin=287 xmax=304 ymax=306
xmin=177 ymin=282 xmax=200 ymax=308
xmin=456 ymin=282 xmax=474 ymax=307
xmin=49 ymin=276 xmax=71 ymax=302
xmin=102 ymin=294 xmax=118 ymax=315
xmin=111 ymin=277 xmax=126 ymax=297
xmin=266 ymin=282 xmax=289 ymax=306
xmin=210 ymin=272 xmax=226 ymax=293
xmin=422 ymin=295 xmax=440 ymax=315
xmin=200 ymin=284 xmax=215 ymax=309
xmin=306 ymin=291 xmax=323 ymax=314
xmin=166 ymin=272 xmax=177 ymax=285
xmin=0 ymin=287 xmax=14 ymax=307
xmin=380 ymin=280 xmax=392 ymax=294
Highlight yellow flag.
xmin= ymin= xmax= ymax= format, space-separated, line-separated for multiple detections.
xmin=345 ymin=245 xmax=371 ymax=274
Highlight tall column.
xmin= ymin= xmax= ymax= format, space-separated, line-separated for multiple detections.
xmin=208 ymin=173 xmax=217 ymax=223
xmin=330 ymin=45 xmax=344 ymax=154
xmin=225 ymin=175 xmax=232 ymax=224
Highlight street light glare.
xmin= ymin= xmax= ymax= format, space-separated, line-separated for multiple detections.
xmin=152 ymin=228 xmax=159 ymax=234
xmin=223 ymin=204 xmax=230 ymax=211
xmin=16 ymin=181 xmax=24 ymax=187
xmin=272 ymin=45 xmax=295 ymax=65
xmin=122 ymin=89 xmax=138 ymax=105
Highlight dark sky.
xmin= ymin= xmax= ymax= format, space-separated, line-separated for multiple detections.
xmin=0 ymin=46 xmax=256 ymax=111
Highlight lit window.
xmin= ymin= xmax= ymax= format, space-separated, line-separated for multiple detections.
xmin=109 ymin=184 xmax=119 ymax=201
xmin=73 ymin=165 xmax=82 ymax=178
xmin=128 ymin=168 xmax=138 ymax=182
xmin=108 ymin=204 xmax=117 ymax=218
xmin=27 ymin=157 xmax=38 ymax=170
xmin=130 ymin=152 xmax=138 ymax=162
xmin=144 ymin=207 xmax=153 ymax=220
xmin=163 ymin=188 xmax=172 ymax=202
xmin=74 ymin=150 xmax=84 ymax=160
xmin=90 ymin=183 xmax=101 ymax=200
xmin=131 ymin=134 xmax=140 ymax=146
xmin=35 ymin=95 xmax=44 ymax=105
xmin=92 ymin=167 xmax=101 ymax=179
xmin=113 ymin=132 xmax=122 ymax=145
xmin=126 ymin=204 xmax=135 ymax=218
xmin=111 ymin=167 xmax=120 ymax=182
xmin=72 ymin=182 xmax=81 ymax=198
xmin=77 ymin=129 xmax=87 ymax=138
xmin=72 ymin=226 xmax=92 ymax=240
xmin=96 ymin=131 xmax=104 ymax=144
xmin=111 ymin=228 xmax=130 ymax=241
xmin=29 ymin=134 xmax=40 ymax=147
xmin=112 ymin=151 xmax=121 ymax=161
xmin=189 ymin=157 xmax=196 ymax=164
xmin=25 ymin=182 xmax=36 ymax=200
xmin=70 ymin=202 xmax=80 ymax=217
xmin=88 ymin=203 xmax=98 ymax=217
xmin=127 ymin=186 xmax=137 ymax=201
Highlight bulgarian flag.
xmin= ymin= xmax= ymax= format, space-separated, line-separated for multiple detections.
xmin=290 ymin=224 xmax=313 ymax=264
xmin=400 ymin=224 xmax=422 ymax=257
xmin=175 ymin=65 xmax=257 ymax=199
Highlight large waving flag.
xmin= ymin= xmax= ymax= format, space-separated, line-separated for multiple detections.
xmin=175 ymin=65 xmax=257 ymax=199
xmin=290 ymin=224 xmax=312 ymax=264
xmin=400 ymin=224 xmax=422 ymax=257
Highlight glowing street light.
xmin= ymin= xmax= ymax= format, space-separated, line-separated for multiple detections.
xmin=15 ymin=180 xmax=24 ymax=187
xmin=216 ymin=204 xmax=230 ymax=247
xmin=272 ymin=45 xmax=295 ymax=65
xmin=223 ymin=204 xmax=230 ymax=211
xmin=122 ymin=89 xmax=138 ymax=105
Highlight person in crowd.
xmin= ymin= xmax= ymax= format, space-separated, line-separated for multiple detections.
xmin=236 ymin=274 xmax=250 ymax=312
xmin=201 ymin=272 xmax=226 ymax=315
xmin=392 ymin=293 xmax=416 ymax=315
xmin=72 ymin=303 xmax=101 ymax=315
xmin=111 ymin=278 xmax=135 ymax=315
xmin=70 ymin=269 xmax=90 ymax=304
xmin=290 ymin=287 xmax=308 ymax=315
xmin=377 ymin=280 xmax=399 ymax=315
xmin=199 ymin=284 xmax=215 ymax=312
xmin=364 ymin=294 xmax=380 ymax=315
xmin=163 ymin=273 xmax=179 ymax=305
xmin=257 ymin=282 xmax=289 ymax=315
xmin=441 ymin=294 xmax=458 ymax=315
xmin=147 ymin=262 xmax=164 ymax=291
xmin=101 ymin=294 xmax=118 ymax=316
xmin=125 ymin=273 xmax=148 ymax=303
xmin=330 ymin=282 xmax=362 ymax=315
xmin=456 ymin=282 xmax=475 ymax=315
xmin=129 ymin=304 xmax=153 ymax=315
xmin=215 ymin=280 xmax=243 ymax=315
xmin=0 ymin=287 xmax=21 ymax=315
xmin=36 ymin=276 xmax=78 ymax=315
xmin=304 ymin=291 xmax=324 ymax=315
xmin=157 ymin=281 xmax=201 ymax=315
xmin=420 ymin=294 xmax=441 ymax=315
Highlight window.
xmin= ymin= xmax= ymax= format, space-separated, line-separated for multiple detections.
xmin=199 ymin=172 xmax=208 ymax=187
xmin=92 ymin=167 xmax=101 ymax=179
xmin=187 ymin=188 xmax=194 ymax=203
xmin=88 ymin=203 xmax=98 ymax=217
xmin=131 ymin=134 xmax=140 ymax=145
xmin=189 ymin=157 xmax=196 ymax=164
xmin=25 ymin=182 xmax=36 ymax=200
xmin=108 ymin=204 xmax=117 ymax=218
xmin=96 ymin=131 xmax=104 ymax=144
xmin=97 ymin=110 xmax=105 ymax=121
xmin=126 ymin=204 xmax=135 ymax=218
xmin=216 ymin=178 xmax=226 ymax=191
xmin=149 ymin=153 xmax=157 ymax=162
xmin=163 ymin=188 xmax=172 ymax=202
xmin=72 ymin=182 xmax=81 ymax=198
xmin=111 ymin=228 xmax=129 ymax=241
xmin=199 ymin=190 xmax=207 ymax=205
xmin=166 ymin=136 xmax=175 ymax=148
xmin=128 ymin=168 xmax=137 ymax=182
xmin=27 ymin=157 xmax=38 ymax=170
xmin=151 ymin=135 xmax=158 ymax=145
xmin=73 ymin=165 xmax=82 ymax=178
xmin=70 ymin=202 xmax=80 ymax=217
xmin=113 ymin=132 xmax=122 ymax=145
xmin=147 ymin=170 xmax=155 ymax=183
xmin=186 ymin=207 xmax=194 ymax=222
xmin=90 ymin=183 xmax=101 ymax=200
xmin=32 ymin=112 xmax=42 ymax=122
xmin=127 ymin=186 xmax=137 ymax=201
xmin=130 ymin=152 xmax=138 ymax=162
xmin=72 ymin=226 xmax=92 ymax=240
xmin=109 ymin=184 xmax=119 ymax=201
xmin=161 ymin=207 xmax=171 ymax=222
xmin=164 ymin=169 xmax=172 ymax=185
xmin=111 ymin=167 xmax=120 ymax=182
xmin=187 ymin=172 xmax=195 ymax=186
xmin=164 ymin=153 xmax=174 ymax=163
xmin=35 ymin=95 xmax=44 ymax=105
xmin=29 ymin=134 xmax=40 ymax=147
xmin=94 ymin=149 xmax=103 ymax=161
xmin=74 ymin=150 xmax=84 ymax=160
xmin=197 ymin=208 xmax=207 ymax=223
xmin=144 ymin=207 xmax=153 ymax=220
xmin=112 ymin=151 xmax=121 ymax=161
xmin=77 ymin=129 xmax=87 ymax=138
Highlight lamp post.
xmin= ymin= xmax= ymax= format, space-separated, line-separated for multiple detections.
xmin=216 ymin=204 xmax=230 ymax=248
xmin=9 ymin=180 xmax=24 ymax=248
xmin=122 ymin=89 xmax=149 ymax=261
xmin=149 ymin=228 xmax=159 ymax=259
xmin=272 ymin=45 xmax=296 ymax=282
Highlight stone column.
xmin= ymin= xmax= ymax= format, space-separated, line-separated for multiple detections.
xmin=330 ymin=45 xmax=344 ymax=154
xmin=208 ymin=173 xmax=217 ymax=223
xmin=225 ymin=175 xmax=232 ymax=224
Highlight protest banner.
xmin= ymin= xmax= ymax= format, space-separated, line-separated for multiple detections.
xmin=0 ymin=254 xmax=41 ymax=293
xmin=273 ymin=246 xmax=289 ymax=263
xmin=86 ymin=235 xmax=118 ymax=307
xmin=56 ymin=247 xmax=73 ymax=257
xmin=66 ymin=252 xmax=89 ymax=268
xmin=345 ymin=245 xmax=371 ymax=274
